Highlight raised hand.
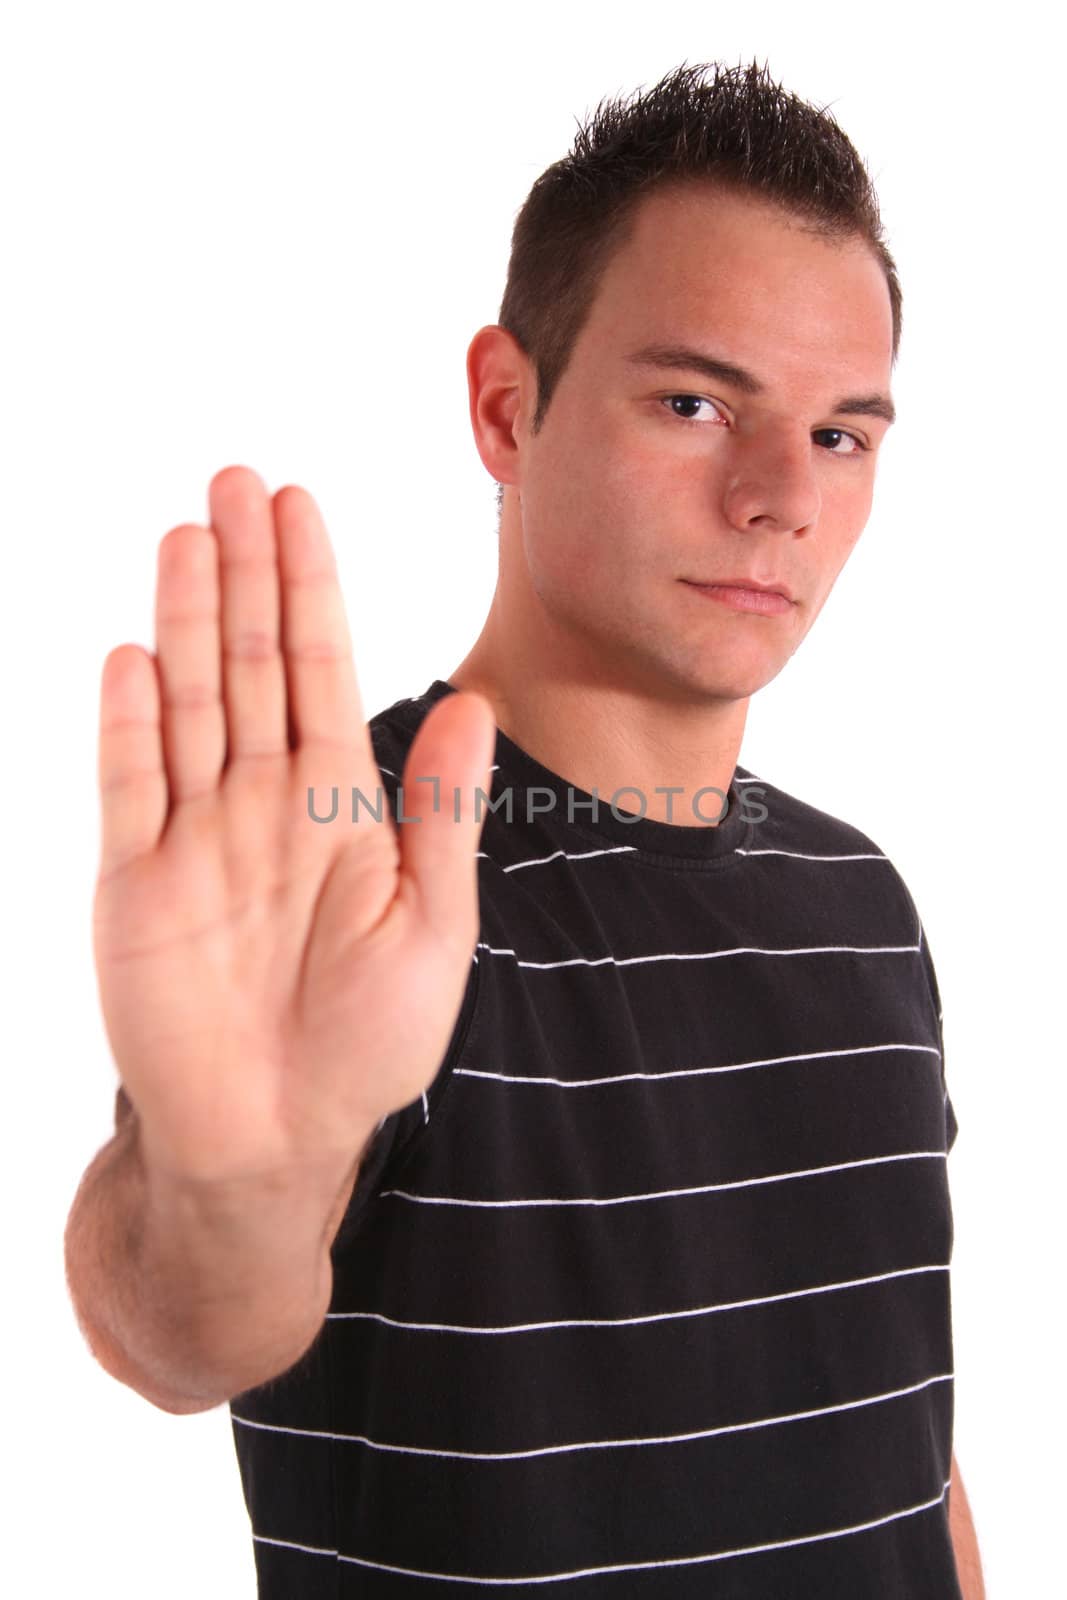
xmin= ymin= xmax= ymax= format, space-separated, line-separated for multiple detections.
xmin=92 ymin=465 xmax=495 ymax=1192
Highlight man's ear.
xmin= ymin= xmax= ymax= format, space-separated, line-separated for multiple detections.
xmin=465 ymin=324 xmax=535 ymax=489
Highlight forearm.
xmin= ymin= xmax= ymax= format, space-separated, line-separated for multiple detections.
xmin=63 ymin=1113 xmax=363 ymax=1413
xmin=949 ymin=1455 xmax=986 ymax=1600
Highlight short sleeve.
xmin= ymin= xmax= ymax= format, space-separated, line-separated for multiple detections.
xmin=945 ymin=1087 xmax=959 ymax=1153
xmin=917 ymin=918 xmax=958 ymax=1156
xmin=928 ymin=974 xmax=958 ymax=1155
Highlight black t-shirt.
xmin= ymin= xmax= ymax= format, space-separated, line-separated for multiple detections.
xmin=230 ymin=678 xmax=961 ymax=1598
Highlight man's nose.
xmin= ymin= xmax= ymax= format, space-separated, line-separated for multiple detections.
xmin=718 ymin=428 xmax=822 ymax=536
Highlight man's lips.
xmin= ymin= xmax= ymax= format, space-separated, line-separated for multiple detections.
xmin=681 ymin=579 xmax=796 ymax=617
xmin=682 ymin=576 xmax=795 ymax=601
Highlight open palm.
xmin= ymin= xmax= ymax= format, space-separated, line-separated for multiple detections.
xmin=92 ymin=466 xmax=494 ymax=1190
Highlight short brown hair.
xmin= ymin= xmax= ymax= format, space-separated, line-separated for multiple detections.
xmin=493 ymin=58 xmax=901 ymax=504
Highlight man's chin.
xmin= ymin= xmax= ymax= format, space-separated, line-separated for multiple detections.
xmin=681 ymin=652 xmax=794 ymax=704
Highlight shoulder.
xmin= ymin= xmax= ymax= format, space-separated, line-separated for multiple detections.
xmin=367 ymin=690 xmax=427 ymax=765
xmin=734 ymin=761 xmax=924 ymax=932
xmin=360 ymin=688 xmax=444 ymax=807
xmin=734 ymin=762 xmax=892 ymax=859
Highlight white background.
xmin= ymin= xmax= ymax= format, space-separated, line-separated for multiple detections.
xmin=2 ymin=2 xmax=1061 ymax=1594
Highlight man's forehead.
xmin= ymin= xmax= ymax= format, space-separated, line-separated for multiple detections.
xmin=606 ymin=184 xmax=885 ymax=298
xmin=626 ymin=177 xmax=833 ymax=235
xmin=584 ymin=289 xmax=893 ymax=394
xmin=584 ymin=198 xmax=893 ymax=385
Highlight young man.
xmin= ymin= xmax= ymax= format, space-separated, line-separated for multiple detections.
xmin=65 ymin=61 xmax=985 ymax=1596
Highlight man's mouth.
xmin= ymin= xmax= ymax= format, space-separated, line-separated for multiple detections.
xmin=681 ymin=579 xmax=795 ymax=616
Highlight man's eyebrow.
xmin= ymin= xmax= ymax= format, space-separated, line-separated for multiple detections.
xmin=624 ymin=343 xmax=896 ymax=426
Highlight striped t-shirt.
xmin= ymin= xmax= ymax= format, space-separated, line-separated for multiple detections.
xmin=230 ymin=677 xmax=961 ymax=1597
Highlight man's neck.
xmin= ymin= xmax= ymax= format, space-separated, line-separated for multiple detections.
xmin=445 ymin=651 xmax=749 ymax=828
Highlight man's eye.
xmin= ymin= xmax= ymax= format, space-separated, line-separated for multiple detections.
xmin=663 ymin=394 xmax=721 ymax=424
xmin=662 ymin=395 xmax=867 ymax=456
xmin=811 ymin=428 xmax=866 ymax=456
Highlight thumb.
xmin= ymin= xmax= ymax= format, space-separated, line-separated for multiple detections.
xmin=395 ymin=691 xmax=497 ymax=946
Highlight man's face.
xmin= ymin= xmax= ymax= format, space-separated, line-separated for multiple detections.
xmin=510 ymin=183 xmax=896 ymax=706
